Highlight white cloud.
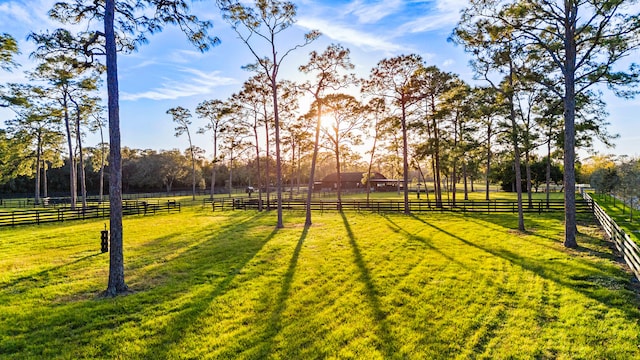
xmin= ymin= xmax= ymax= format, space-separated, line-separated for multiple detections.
xmin=167 ymin=49 xmax=207 ymax=64
xmin=0 ymin=0 xmax=59 ymax=29
xmin=396 ymin=0 xmax=465 ymax=34
xmin=121 ymin=69 xmax=238 ymax=101
xmin=398 ymin=13 xmax=460 ymax=34
xmin=0 ymin=2 xmax=32 ymax=24
xmin=297 ymin=17 xmax=407 ymax=54
xmin=344 ymin=0 xmax=404 ymax=24
xmin=442 ymin=59 xmax=455 ymax=68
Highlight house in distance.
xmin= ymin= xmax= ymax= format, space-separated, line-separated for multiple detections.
xmin=317 ymin=172 xmax=399 ymax=192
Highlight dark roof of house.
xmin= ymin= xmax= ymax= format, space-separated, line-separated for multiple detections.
xmin=321 ymin=172 xmax=387 ymax=182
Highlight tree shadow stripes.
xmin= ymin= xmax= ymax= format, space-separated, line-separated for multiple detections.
xmin=340 ymin=211 xmax=399 ymax=357
xmin=408 ymin=213 xmax=640 ymax=320
xmin=264 ymin=225 xmax=309 ymax=356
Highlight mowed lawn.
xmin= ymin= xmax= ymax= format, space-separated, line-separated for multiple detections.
xmin=1 ymin=208 xmax=639 ymax=359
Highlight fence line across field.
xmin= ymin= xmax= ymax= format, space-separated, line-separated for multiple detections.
xmin=209 ymin=197 xmax=594 ymax=214
xmin=0 ymin=200 xmax=181 ymax=227
xmin=582 ymin=190 xmax=640 ymax=281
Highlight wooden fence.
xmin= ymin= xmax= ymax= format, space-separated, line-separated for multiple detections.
xmin=215 ymin=197 xmax=593 ymax=214
xmin=0 ymin=200 xmax=181 ymax=227
xmin=582 ymin=191 xmax=640 ymax=281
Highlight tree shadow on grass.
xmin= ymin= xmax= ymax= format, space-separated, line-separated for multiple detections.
xmin=340 ymin=211 xmax=399 ymax=358
xmin=0 ymin=212 xmax=279 ymax=359
xmin=261 ymin=225 xmax=309 ymax=357
xmin=409 ymin=214 xmax=640 ymax=321
xmin=465 ymin=212 xmax=624 ymax=265
xmin=136 ymin=216 xmax=279 ymax=358
xmin=0 ymin=253 xmax=102 ymax=292
xmin=381 ymin=213 xmax=467 ymax=269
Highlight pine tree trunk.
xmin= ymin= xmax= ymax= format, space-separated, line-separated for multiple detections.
xmin=401 ymin=101 xmax=410 ymax=214
xmin=63 ymin=97 xmax=77 ymax=210
xmin=105 ymin=0 xmax=127 ymax=296
xmin=563 ymin=2 xmax=578 ymax=248
xmin=305 ymin=104 xmax=322 ymax=226
xmin=35 ymin=132 xmax=42 ymax=206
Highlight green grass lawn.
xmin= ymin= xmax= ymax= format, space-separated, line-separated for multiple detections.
xmin=590 ymin=193 xmax=640 ymax=244
xmin=1 ymin=207 xmax=639 ymax=359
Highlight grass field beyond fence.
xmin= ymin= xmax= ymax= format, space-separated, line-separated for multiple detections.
xmin=1 ymin=208 xmax=639 ymax=359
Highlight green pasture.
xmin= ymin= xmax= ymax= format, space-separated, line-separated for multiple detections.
xmin=590 ymin=193 xmax=640 ymax=244
xmin=1 ymin=207 xmax=639 ymax=359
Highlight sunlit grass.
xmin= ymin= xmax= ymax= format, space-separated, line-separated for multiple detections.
xmin=1 ymin=207 xmax=638 ymax=359
xmin=590 ymin=192 xmax=640 ymax=243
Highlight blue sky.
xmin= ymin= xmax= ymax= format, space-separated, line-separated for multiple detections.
xmin=1 ymin=0 xmax=639 ymax=160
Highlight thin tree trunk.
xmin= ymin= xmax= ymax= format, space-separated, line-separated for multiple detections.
xmin=105 ymin=0 xmax=127 ymax=296
xmin=305 ymin=103 xmax=322 ymax=226
xmin=228 ymin=148 xmax=233 ymax=198
xmin=73 ymin=101 xmax=87 ymax=210
xmin=366 ymin=125 xmax=378 ymax=205
xmin=63 ymin=96 xmax=77 ymax=210
xmin=563 ymin=2 xmax=578 ymax=248
xmin=416 ymin=160 xmax=430 ymax=202
xmin=43 ymin=160 xmax=48 ymax=198
xmin=430 ymin=97 xmax=443 ymax=207
xmin=452 ymin=113 xmax=458 ymax=206
xmin=270 ymin=71 xmax=284 ymax=229
xmin=99 ymin=128 xmax=105 ymax=203
xmin=35 ymin=132 xmax=42 ymax=205
xmin=186 ymin=131 xmax=196 ymax=201
xmin=254 ymin=124 xmax=263 ymax=211
xmin=297 ymin=146 xmax=301 ymax=194
xmin=546 ymin=138 xmax=551 ymax=208
xmin=335 ymin=139 xmax=342 ymax=211
xmin=485 ymin=121 xmax=492 ymax=201
xmin=508 ymin=58 xmax=525 ymax=232
xmin=463 ymin=162 xmax=469 ymax=201
xmin=265 ymin=117 xmax=271 ymax=211
xmin=290 ymin=143 xmax=294 ymax=200
xmin=401 ymin=101 xmax=410 ymax=214
xmin=525 ymin=149 xmax=533 ymax=209
xmin=211 ymin=134 xmax=218 ymax=200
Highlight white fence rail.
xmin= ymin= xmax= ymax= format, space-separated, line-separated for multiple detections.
xmin=583 ymin=190 xmax=640 ymax=281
